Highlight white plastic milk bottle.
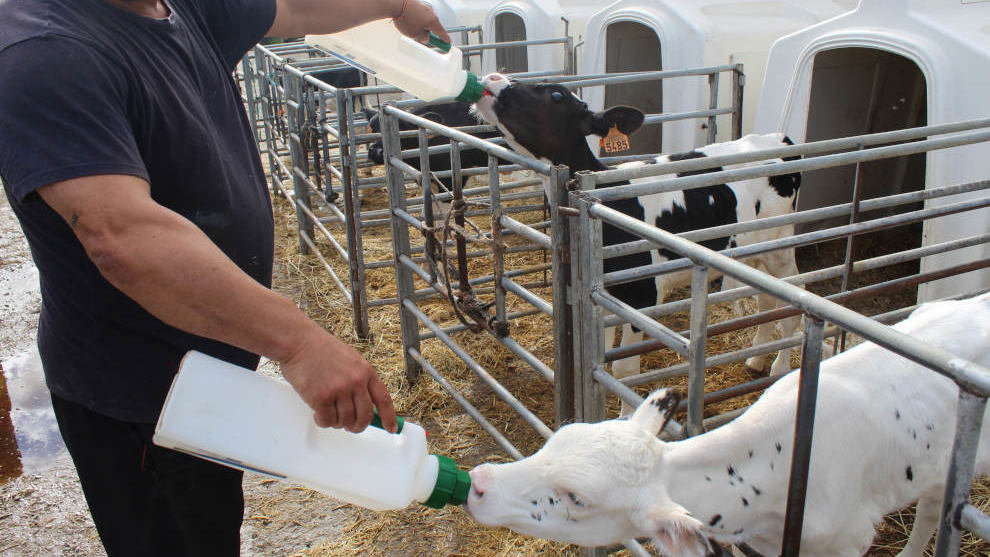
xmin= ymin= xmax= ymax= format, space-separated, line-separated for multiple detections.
xmin=305 ymin=19 xmax=484 ymax=103
xmin=153 ymin=351 xmax=470 ymax=511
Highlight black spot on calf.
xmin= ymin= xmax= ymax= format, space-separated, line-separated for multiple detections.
xmin=768 ymin=169 xmax=801 ymax=199
xmin=727 ymin=465 xmax=736 ymax=477
xmin=775 ymin=441 xmax=782 ymax=453
xmin=754 ymin=200 xmax=761 ymax=215
xmin=668 ymin=150 xmax=706 ymax=163
xmin=652 ymin=150 xmax=738 ymax=261
xmin=654 ymin=183 xmax=737 ymax=261
xmin=709 ymin=514 xmax=723 ymax=527
xmin=741 ymin=497 xmax=749 ymax=507
xmin=896 ymin=409 xmax=901 ymax=420
xmin=365 ymin=101 xmax=496 ymax=191
xmin=752 ymin=486 xmax=761 ymax=496
xmin=602 ymin=195 xmax=657 ymax=310
xmin=767 ymin=136 xmax=802 ymax=199
xmin=906 ymin=466 xmax=914 ymax=481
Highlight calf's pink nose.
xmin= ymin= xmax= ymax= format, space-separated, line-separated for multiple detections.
xmin=469 ymin=464 xmax=493 ymax=497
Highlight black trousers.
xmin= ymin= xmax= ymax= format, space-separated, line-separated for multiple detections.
xmin=52 ymin=394 xmax=244 ymax=557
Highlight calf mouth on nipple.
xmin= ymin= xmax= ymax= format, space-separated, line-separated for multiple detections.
xmin=475 ymin=73 xmax=510 ymax=124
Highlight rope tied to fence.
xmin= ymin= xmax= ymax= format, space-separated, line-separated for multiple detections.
xmin=300 ymin=120 xmax=331 ymax=199
xmin=424 ymin=172 xmax=503 ymax=335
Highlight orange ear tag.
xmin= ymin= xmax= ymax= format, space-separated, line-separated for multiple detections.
xmin=600 ymin=125 xmax=630 ymax=153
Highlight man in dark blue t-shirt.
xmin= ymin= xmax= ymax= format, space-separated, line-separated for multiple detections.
xmin=0 ymin=0 xmax=448 ymax=554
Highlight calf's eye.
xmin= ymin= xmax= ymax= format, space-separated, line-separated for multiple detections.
xmin=550 ymin=90 xmax=565 ymax=102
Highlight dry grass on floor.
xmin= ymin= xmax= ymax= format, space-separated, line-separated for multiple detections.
xmin=871 ymin=480 xmax=990 ymax=556
xmin=268 ymin=157 xmax=988 ymax=556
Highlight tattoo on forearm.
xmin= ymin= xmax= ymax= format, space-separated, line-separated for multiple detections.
xmin=70 ymin=213 xmax=79 ymax=228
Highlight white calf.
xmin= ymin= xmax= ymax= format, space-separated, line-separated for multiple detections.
xmin=466 ymin=293 xmax=990 ymax=556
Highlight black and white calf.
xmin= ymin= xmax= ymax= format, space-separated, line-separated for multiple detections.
xmin=465 ymin=293 xmax=990 ymax=556
xmin=310 ymin=66 xmax=366 ymax=90
xmin=473 ymin=73 xmax=804 ymax=392
xmin=364 ymin=101 xmax=501 ymax=192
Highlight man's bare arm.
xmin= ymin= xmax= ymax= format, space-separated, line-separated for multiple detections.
xmin=267 ymin=0 xmax=449 ymax=43
xmin=38 ymin=174 xmax=397 ymax=433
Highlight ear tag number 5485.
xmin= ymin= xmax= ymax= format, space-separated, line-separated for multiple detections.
xmin=600 ymin=125 xmax=630 ymax=153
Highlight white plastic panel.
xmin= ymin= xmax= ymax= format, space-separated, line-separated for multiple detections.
xmin=754 ymin=0 xmax=990 ymax=300
xmin=482 ymin=0 xmax=571 ymax=75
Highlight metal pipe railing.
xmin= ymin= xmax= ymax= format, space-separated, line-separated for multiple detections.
xmin=409 ymin=347 xmax=523 ymax=460
xmin=585 ymin=117 xmax=990 ymax=188
xmin=403 ymin=300 xmax=554 ymax=440
xmin=602 ymin=180 xmax=989 ymax=260
xmin=590 ymin=127 xmax=990 ymax=201
xmin=584 ymin=199 xmax=990 ymax=395
xmin=602 ymin=195 xmax=990 ymax=287
xmin=602 ymin=232 xmax=989 ymax=330
xmin=384 ymin=105 xmax=553 ymax=174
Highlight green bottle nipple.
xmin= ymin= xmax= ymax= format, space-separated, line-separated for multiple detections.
xmin=423 ymin=455 xmax=471 ymax=508
xmin=456 ymin=71 xmax=485 ymax=103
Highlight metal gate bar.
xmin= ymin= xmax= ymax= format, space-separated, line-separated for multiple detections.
xmin=602 ymin=193 xmax=989 ymax=288
xmin=605 ymin=258 xmax=990 ymax=364
xmin=604 ymin=179 xmax=989 ymax=260
xmin=605 ymin=232 xmax=989 ymax=329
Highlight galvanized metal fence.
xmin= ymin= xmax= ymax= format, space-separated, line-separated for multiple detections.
xmin=377 ymin=61 xmax=744 ymax=417
xmin=564 ymin=118 xmax=990 ymax=556
xmin=240 ymin=32 xmax=579 ymax=338
xmin=240 ymin=33 xmax=744 ymax=341
xmin=315 ymin=33 xmax=576 ymax=338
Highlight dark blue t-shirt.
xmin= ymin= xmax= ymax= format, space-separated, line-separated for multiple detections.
xmin=0 ymin=0 xmax=277 ymax=422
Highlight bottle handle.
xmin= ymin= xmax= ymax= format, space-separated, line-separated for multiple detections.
xmin=369 ymin=410 xmax=405 ymax=434
xmin=427 ymin=32 xmax=452 ymax=53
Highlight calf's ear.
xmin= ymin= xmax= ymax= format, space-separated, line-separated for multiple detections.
xmin=420 ymin=111 xmax=447 ymax=139
xmin=633 ymin=502 xmax=711 ymax=557
xmin=631 ymin=389 xmax=680 ymax=436
xmin=421 ymin=111 xmax=447 ymax=125
xmin=589 ymin=106 xmax=645 ymax=136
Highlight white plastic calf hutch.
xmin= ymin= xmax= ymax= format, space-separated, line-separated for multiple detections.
xmin=422 ymin=0 xmax=501 ymax=29
xmin=422 ymin=0 xmax=501 ymax=55
xmin=754 ymin=0 xmax=990 ymax=302
xmin=578 ymin=0 xmax=853 ymax=155
xmin=480 ymin=1 xmax=601 ymax=76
